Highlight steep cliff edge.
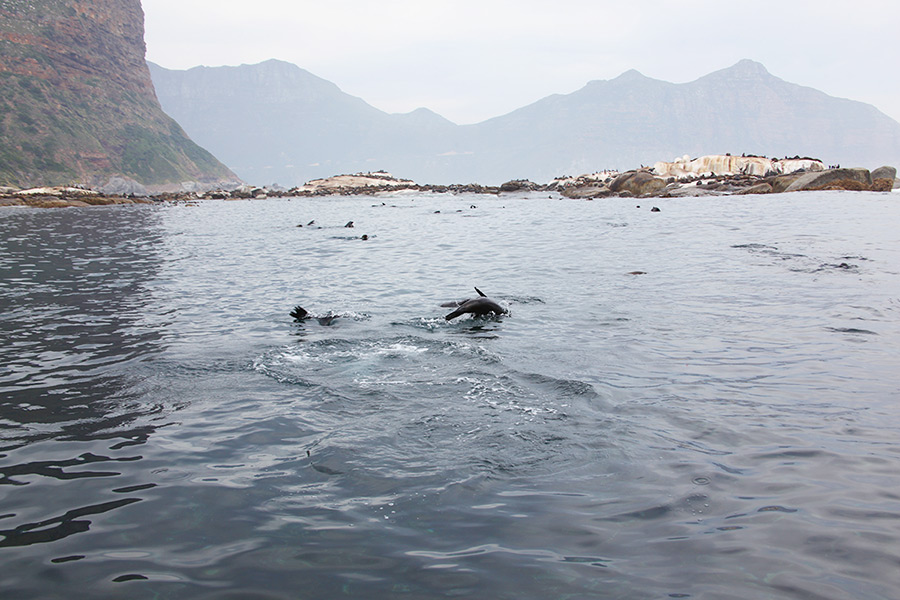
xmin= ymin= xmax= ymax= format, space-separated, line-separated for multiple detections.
xmin=0 ymin=0 xmax=237 ymax=188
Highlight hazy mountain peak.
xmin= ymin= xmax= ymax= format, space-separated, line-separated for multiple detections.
xmin=582 ymin=68 xmax=656 ymax=90
xmin=396 ymin=107 xmax=457 ymax=125
xmin=702 ymin=59 xmax=774 ymax=81
xmin=614 ymin=68 xmax=649 ymax=81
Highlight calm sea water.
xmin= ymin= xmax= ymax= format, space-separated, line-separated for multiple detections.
xmin=1 ymin=191 xmax=899 ymax=600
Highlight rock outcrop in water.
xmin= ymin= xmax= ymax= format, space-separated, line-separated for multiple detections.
xmin=0 ymin=185 xmax=155 ymax=208
xmin=782 ymin=168 xmax=873 ymax=192
xmin=552 ymin=156 xmax=898 ymax=199
xmin=0 ymin=0 xmax=237 ymax=189
xmin=293 ymin=172 xmax=418 ymax=195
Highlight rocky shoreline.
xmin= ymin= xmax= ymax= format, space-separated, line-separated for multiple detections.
xmin=2 ymin=156 xmax=897 ymax=208
xmin=552 ymin=156 xmax=897 ymax=199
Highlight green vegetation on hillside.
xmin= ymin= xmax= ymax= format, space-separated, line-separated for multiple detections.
xmin=0 ymin=0 xmax=236 ymax=188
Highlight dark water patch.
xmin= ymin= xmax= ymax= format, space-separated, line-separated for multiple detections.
xmin=503 ymin=294 xmax=545 ymax=304
xmin=731 ymin=243 xmax=777 ymax=250
xmin=826 ymin=327 xmax=878 ymax=335
xmin=840 ymin=255 xmax=871 ymax=261
xmin=0 ymin=452 xmax=141 ymax=485
xmin=0 ymin=497 xmax=142 ymax=548
xmin=112 ymin=483 xmax=157 ymax=494
xmin=112 ymin=573 xmax=149 ymax=582
xmin=757 ymin=505 xmax=798 ymax=513
xmin=816 ymin=262 xmax=859 ymax=272
xmin=50 ymin=554 xmax=85 ymax=564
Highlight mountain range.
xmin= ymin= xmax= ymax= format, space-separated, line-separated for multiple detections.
xmin=0 ymin=0 xmax=235 ymax=189
xmin=3 ymin=0 xmax=898 ymax=192
xmin=150 ymin=58 xmax=900 ymax=186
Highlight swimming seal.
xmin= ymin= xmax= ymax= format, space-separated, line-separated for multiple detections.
xmin=290 ymin=306 xmax=338 ymax=326
xmin=444 ymin=287 xmax=507 ymax=321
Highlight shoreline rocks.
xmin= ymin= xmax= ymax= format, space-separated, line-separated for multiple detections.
xmin=783 ymin=168 xmax=872 ymax=192
xmin=555 ymin=155 xmax=898 ymax=199
xmin=3 ymin=156 xmax=897 ymax=209
xmin=0 ymin=185 xmax=158 ymax=208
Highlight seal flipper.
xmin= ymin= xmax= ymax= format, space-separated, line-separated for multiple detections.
xmin=290 ymin=306 xmax=309 ymax=321
xmin=445 ymin=307 xmax=466 ymax=321
xmin=474 ymin=287 xmax=487 ymax=297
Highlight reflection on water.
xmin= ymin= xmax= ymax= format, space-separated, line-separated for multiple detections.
xmin=0 ymin=208 xmax=168 ymax=447
xmin=1 ymin=193 xmax=900 ymax=600
xmin=0 ymin=207 xmax=168 ymax=572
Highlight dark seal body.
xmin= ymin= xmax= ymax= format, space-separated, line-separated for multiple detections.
xmin=444 ymin=287 xmax=507 ymax=321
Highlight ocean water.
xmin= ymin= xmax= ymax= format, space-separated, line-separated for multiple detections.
xmin=1 ymin=191 xmax=899 ymax=600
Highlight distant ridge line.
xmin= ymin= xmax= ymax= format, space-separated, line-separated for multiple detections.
xmin=149 ymin=59 xmax=900 ymax=186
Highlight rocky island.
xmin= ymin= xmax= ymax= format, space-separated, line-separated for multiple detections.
xmin=554 ymin=155 xmax=898 ymax=198
xmin=282 ymin=157 xmax=898 ymax=200
xmin=1 ymin=156 xmax=897 ymax=208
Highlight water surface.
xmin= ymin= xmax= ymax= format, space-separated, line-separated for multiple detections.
xmin=2 ymin=191 xmax=899 ymax=599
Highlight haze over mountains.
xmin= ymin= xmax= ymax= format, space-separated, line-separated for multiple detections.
xmin=150 ymin=58 xmax=900 ymax=186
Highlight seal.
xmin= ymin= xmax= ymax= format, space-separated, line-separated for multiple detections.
xmin=290 ymin=306 xmax=338 ymax=326
xmin=444 ymin=287 xmax=507 ymax=321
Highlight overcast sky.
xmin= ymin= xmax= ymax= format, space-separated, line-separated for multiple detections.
xmin=143 ymin=0 xmax=900 ymax=125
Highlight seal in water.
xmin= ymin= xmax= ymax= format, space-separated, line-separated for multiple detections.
xmin=444 ymin=287 xmax=507 ymax=321
xmin=290 ymin=306 xmax=338 ymax=326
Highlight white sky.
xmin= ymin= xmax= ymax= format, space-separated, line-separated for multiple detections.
xmin=142 ymin=0 xmax=900 ymax=125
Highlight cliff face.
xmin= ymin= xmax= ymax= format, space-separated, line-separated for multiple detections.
xmin=0 ymin=0 xmax=237 ymax=188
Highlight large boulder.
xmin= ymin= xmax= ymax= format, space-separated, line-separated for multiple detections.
xmin=871 ymin=166 xmax=897 ymax=192
xmin=561 ymin=185 xmax=612 ymax=199
xmin=771 ymin=174 xmax=802 ymax=193
xmin=610 ymin=171 xmax=667 ymax=197
xmin=784 ymin=168 xmax=872 ymax=192
xmin=499 ymin=180 xmax=541 ymax=193
xmin=871 ymin=166 xmax=897 ymax=181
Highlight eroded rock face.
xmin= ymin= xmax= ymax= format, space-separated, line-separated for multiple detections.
xmin=783 ymin=168 xmax=873 ymax=192
xmin=560 ymin=185 xmax=612 ymax=199
xmin=653 ymin=154 xmax=825 ymax=179
xmin=871 ymin=166 xmax=897 ymax=181
xmin=609 ymin=171 xmax=667 ymax=197
xmin=870 ymin=166 xmax=897 ymax=191
xmin=736 ymin=182 xmax=774 ymax=195
xmin=0 ymin=0 xmax=236 ymax=188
